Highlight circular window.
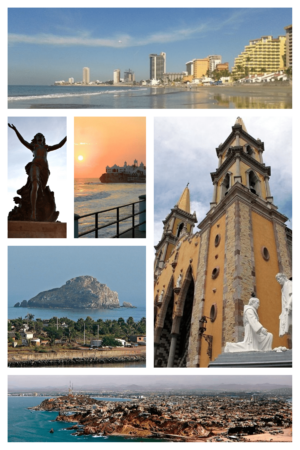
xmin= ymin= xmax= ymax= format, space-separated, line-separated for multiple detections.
xmin=215 ymin=234 xmax=221 ymax=247
xmin=261 ymin=246 xmax=270 ymax=261
xmin=210 ymin=304 xmax=217 ymax=322
xmin=212 ymin=267 xmax=220 ymax=279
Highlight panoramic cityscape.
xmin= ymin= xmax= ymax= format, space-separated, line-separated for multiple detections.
xmin=8 ymin=8 xmax=292 ymax=108
xmin=8 ymin=375 xmax=292 ymax=442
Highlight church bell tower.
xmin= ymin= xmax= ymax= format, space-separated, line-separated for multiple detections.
xmin=154 ymin=118 xmax=292 ymax=368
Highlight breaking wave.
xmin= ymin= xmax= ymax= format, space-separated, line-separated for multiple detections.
xmin=74 ymin=192 xmax=111 ymax=203
xmin=8 ymin=89 xmax=147 ymax=102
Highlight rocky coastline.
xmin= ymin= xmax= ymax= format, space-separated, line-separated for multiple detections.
xmin=9 ymin=354 xmax=145 ymax=368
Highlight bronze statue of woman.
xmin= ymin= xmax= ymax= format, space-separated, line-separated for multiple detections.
xmin=8 ymin=124 xmax=67 ymax=222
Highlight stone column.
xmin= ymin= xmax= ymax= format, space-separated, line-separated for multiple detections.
xmin=235 ymin=132 xmax=240 ymax=146
xmin=210 ymin=182 xmax=218 ymax=209
xmin=265 ymin=176 xmax=273 ymax=203
xmin=234 ymin=155 xmax=242 ymax=184
xmin=152 ymin=344 xmax=157 ymax=367
xmin=167 ymin=334 xmax=178 ymax=367
xmin=218 ymin=155 xmax=222 ymax=168
xmin=258 ymin=149 xmax=264 ymax=163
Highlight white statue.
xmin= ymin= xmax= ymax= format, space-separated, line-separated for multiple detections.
xmin=176 ymin=273 xmax=183 ymax=288
xmin=158 ymin=290 xmax=164 ymax=304
xmin=276 ymin=273 xmax=292 ymax=337
xmin=224 ymin=298 xmax=273 ymax=352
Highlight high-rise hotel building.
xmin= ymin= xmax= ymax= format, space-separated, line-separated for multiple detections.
xmin=284 ymin=25 xmax=292 ymax=68
xmin=83 ymin=67 xmax=90 ymax=84
xmin=149 ymin=52 xmax=166 ymax=80
xmin=232 ymin=35 xmax=286 ymax=76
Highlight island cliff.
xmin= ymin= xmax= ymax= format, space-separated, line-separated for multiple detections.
xmin=14 ymin=276 xmax=120 ymax=309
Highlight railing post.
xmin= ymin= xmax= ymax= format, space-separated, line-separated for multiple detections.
xmin=139 ymin=195 xmax=146 ymax=232
xmin=95 ymin=213 xmax=98 ymax=238
xmin=132 ymin=203 xmax=135 ymax=238
xmin=116 ymin=208 xmax=119 ymax=237
xmin=74 ymin=214 xmax=80 ymax=238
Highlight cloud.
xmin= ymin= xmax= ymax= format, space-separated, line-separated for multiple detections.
xmin=154 ymin=116 xmax=292 ymax=245
xmin=8 ymin=11 xmax=248 ymax=49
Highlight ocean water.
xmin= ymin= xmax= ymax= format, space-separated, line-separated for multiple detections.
xmin=6 ymin=86 xmax=149 ymax=110
xmin=8 ymin=397 xmax=157 ymax=442
xmin=74 ymin=179 xmax=146 ymax=238
xmin=8 ymin=305 xmax=145 ymax=322
xmin=17 ymin=361 xmax=148 ymax=369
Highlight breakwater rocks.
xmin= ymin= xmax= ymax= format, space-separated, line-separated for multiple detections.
xmin=8 ymin=354 xmax=145 ymax=368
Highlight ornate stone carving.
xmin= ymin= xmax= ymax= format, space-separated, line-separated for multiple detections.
xmin=276 ymin=273 xmax=292 ymax=337
xmin=176 ymin=272 xmax=183 ymax=288
xmin=224 ymin=298 xmax=273 ymax=352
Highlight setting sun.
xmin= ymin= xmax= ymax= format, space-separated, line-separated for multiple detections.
xmin=78 ymin=155 xmax=83 ymax=161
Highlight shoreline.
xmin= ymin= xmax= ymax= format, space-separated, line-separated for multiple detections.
xmin=8 ymin=354 xmax=146 ymax=368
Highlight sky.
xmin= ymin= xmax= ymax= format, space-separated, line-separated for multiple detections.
xmin=8 ymin=8 xmax=292 ymax=84
xmin=74 ymin=117 xmax=146 ymax=178
xmin=8 ymin=375 xmax=292 ymax=389
xmin=7 ymin=117 xmax=67 ymax=222
xmin=7 ymin=246 xmax=145 ymax=307
xmin=154 ymin=116 xmax=292 ymax=246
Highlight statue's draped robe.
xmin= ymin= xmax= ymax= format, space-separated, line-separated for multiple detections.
xmin=279 ymin=280 xmax=292 ymax=336
xmin=225 ymin=305 xmax=273 ymax=352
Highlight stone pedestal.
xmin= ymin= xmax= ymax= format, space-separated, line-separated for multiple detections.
xmin=208 ymin=350 xmax=292 ymax=368
xmin=8 ymin=221 xmax=67 ymax=238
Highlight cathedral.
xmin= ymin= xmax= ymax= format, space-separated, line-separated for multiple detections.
xmin=154 ymin=118 xmax=292 ymax=368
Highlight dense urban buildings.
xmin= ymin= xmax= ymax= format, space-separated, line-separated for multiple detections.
xmin=232 ymin=35 xmax=286 ymax=76
xmin=162 ymin=72 xmax=187 ymax=83
xmin=113 ymin=69 xmax=121 ymax=84
xmin=82 ymin=67 xmax=90 ymax=84
xmin=208 ymin=55 xmax=222 ymax=73
xmin=124 ymin=69 xmax=135 ymax=82
xmin=216 ymin=62 xmax=229 ymax=72
xmin=149 ymin=52 xmax=166 ymax=80
xmin=284 ymin=25 xmax=292 ymax=68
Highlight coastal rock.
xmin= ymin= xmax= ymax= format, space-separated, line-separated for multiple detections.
xmin=122 ymin=302 xmax=136 ymax=308
xmin=14 ymin=300 xmax=28 ymax=307
xmin=25 ymin=276 xmax=119 ymax=309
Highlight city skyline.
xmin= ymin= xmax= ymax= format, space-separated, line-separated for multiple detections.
xmin=8 ymin=374 xmax=292 ymax=389
xmin=8 ymin=8 xmax=292 ymax=84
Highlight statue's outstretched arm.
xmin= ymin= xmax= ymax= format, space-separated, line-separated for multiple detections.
xmin=8 ymin=123 xmax=32 ymax=150
xmin=48 ymin=136 xmax=67 ymax=152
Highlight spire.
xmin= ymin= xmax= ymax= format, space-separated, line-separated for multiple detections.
xmin=176 ymin=185 xmax=190 ymax=213
xmin=235 ymin=117 xmax=248 ymax=133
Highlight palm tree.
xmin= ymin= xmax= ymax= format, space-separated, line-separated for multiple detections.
xmin=25 ymin=313 xmax=35 ymax=321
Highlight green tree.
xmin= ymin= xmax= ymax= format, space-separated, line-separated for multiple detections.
xmin=15 ymin=332 xmax=21 ymax=341
xmin=127 ymin=317 xmax=135 ymax=326
xmin=25 ymin=313 xmax=35 ymax=321
xmin=102 ymin=336 xmax=122 ymax=347
xmin=46 ymin=327 xmax=63 ymax=345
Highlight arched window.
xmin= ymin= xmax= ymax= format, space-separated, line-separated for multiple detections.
xmin=221 ymin=172 xmax=231 ymax=199
xmin=176 ymin=222 xmax=184 ymax=237
xmin=247 ymin=170 xmax=261 ymax=196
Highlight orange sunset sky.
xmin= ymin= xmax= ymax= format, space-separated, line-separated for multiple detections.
xmin=74 ymin=117 xmax=146 ymax=178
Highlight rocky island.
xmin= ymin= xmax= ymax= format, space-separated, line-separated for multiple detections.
xmin=13 ymin=276 xmax=124 ymax=309
xmin=29 ymin=393 xmax=292 ymax=442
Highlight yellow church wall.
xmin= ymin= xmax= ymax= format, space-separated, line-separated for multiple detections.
xmin=165 ymin=243 xmax=175 ymax=262
xmin=199 ymin=213 xmax=226 ymax=367
xmin=251 ymin=211 xmax=288 ymax=348
xmin=172 ymin=218 xmax=191 ymax=237
xmin=155 ymin=234 xmax=201 ymax=311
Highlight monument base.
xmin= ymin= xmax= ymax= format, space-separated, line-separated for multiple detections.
xmin=8 ymin=221 xmax=67 ymax=238
xmin=208 ymin=350 xmax=292 ymax=368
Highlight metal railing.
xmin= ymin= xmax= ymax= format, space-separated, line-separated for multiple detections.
xmin=74 ymin=197 xmax=146 ymax=238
